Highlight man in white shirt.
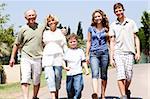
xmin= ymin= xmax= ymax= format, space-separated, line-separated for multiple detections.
xmin=109 ymin=3 xmax=140 ymax=99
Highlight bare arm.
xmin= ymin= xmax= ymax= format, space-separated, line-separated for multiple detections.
xmin=86 ymin=32 xmax=91 ymax=64
xmin=110 ymin=36 xmax=115 ymax=67
xmin=9 ymin=44 xmax=19 ymax=67
xmin=82 ymin=61 xmax=89 ymax=75
xmin=134 ymin=34 xmax=141 ymax=61
xmin=62 ymin=60 xmax=70 ymax=71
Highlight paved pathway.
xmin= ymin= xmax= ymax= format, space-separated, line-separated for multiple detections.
xmin=3 ymin=64 xmax=150 ymax=99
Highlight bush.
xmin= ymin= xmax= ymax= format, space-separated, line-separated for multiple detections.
xmin=0 ymin=64 xmax=6 ymax=84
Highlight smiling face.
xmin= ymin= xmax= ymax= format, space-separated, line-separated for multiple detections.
xmin=25 ymin=10 xmax=37 ymax=24
xmin=68 ymin=37 xmax=78 ymax=49
xmin=93 ymin=12 xmax=103 ymax=24
xmin=47 ymin=18 xmax=57 ymax=28
xmin=47 ymin=15 xmax=59 ymax=31
xmin=114 ymin=7 xmax=124 ymax=19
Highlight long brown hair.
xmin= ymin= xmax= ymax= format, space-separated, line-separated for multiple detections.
xmin=91 ymin=9 xmax=110 ymax=43
xmin=91 ymin=9 xmax=109 ymax=32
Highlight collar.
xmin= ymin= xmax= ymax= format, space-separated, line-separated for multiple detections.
xmin=93 ymin=26 xmax=105 ymax=33
xmin=115 ymin=18 xmax=129 ymax=25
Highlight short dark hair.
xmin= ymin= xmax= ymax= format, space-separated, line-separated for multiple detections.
xmin=113 ymin=3 xmax=125 ymax=13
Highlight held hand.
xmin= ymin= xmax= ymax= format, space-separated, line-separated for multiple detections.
xmin=110 ymin=59 xmax=115 ymax=68
xmin=85 ymin=70 xmax=89 ymax=75
xmin=64 ymin=67 xmax=71 ymax=71
xmin=86 ymin=56 xmax=90 ymax=64
xmin=135 ymin=53 xmax=141 ymax=61
xmin=9 ymin=58 xmax=15 ymax=67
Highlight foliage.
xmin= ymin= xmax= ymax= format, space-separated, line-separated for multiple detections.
xmin=78 ymin=39 xmax=86 ymax=51
xmin=0 ymin=64 xmax=6 ymax=84
xmin=0 ymin=3 xmax=9 ymax=25
xmin=0 ymin=64 xmax=3 ymax=73
xmin=66 ymin=26 xmax=71 ymax=36
xmin=137 ymin=11 xmax=150 ymax=63
xmin=0 ymin=3 xmax=15 ymax=57
xmin=57 ymin=23 xmax=63 ymax=29
xmin=77 ymin=21 xmax=83 ymax=40
xmin=137 ymin=28 xmax=146 ymax=50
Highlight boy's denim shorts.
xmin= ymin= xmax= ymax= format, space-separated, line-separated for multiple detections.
xmin=90 ymin=49 xmax=109 ymax=80
xmin=44 ymin=66 xmax=62 ymax=92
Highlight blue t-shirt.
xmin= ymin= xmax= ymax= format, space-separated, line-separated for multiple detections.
xmin=88 ymin=26 xmax=108 ymax=52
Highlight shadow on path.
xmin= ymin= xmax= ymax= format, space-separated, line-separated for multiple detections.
xmin=101 ymin=96 xmax=120 ymax=99
xmin=98 ymin=96 xmax=142 ymax=99
xmin=59 ymin=96 xmax=143 ymax=99
xmin=130 ymin=97 xmax=142 ymax=99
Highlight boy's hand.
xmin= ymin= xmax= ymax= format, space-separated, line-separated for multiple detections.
xmin=64 ymin=67 xmax=70 ymax=71
xmin=85 ymin=70 xmax=89 ymax=75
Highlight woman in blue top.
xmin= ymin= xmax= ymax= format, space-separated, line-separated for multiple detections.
xmin=86 ymin=9 xmax=109 ymax=99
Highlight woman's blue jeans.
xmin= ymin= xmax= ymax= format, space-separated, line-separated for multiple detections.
xmin=90 ymin=49 xmax=109 ymax=80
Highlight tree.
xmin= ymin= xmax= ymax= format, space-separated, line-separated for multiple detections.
xmin=77 ymin=21 xmax=83 ymax=40
xmin=137 ymin=11 xmax=150 ymax=63
xmin=0 ymin=3 xmax=15 ymax=64
xmin=66 ymin=26 xmax=71 ymax=36
xmin=57 ymin=23 xmax=63 ymax=29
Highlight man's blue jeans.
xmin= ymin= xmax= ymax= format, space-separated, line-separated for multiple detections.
xmin=66 ymin=73 xmax=83 ymax=99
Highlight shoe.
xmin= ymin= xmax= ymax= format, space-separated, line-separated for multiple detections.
xmin=126 ymin=90 xmax=131 ymax=99
xmin=32 ymin=96 xmax=39 ymax=99
xmin=92 ymin=93 xmax=98 ymax=99
xmin=121 ymin=95 xmax=127 ymax=99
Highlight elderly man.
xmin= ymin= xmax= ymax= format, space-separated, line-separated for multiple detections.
xmin=9 ymin=9 xmax=45 ymax=99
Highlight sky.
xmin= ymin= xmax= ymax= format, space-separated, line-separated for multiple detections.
xmin=1 ymin=0 xmax=149 ymax=39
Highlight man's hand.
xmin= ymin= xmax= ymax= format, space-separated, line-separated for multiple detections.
xmin=9 ymin=58 xmax=15 ymax=67
xmin=135 ymin=53 xmax=141 ymax=61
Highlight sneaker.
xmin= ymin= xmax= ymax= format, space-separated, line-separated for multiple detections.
xmin=126 ymin=90 xmax=131 ymax=99
xmin=32 ymin=96 xmax=39 ymax=99
xmin=121 ymin=95 xmax=127 ymax=99
xmin=91 ymin=93 xmax=98 ymax=99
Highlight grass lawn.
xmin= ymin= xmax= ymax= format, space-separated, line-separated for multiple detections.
xmin=0 ymin=70 xmax=67 ymax=94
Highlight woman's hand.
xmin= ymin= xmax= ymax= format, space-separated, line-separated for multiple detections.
xmin=86 ymin=55 xmax=90 ymax=64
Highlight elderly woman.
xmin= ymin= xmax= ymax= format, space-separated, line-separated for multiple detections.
xmin=42 ymin=14 xmax=67 ymax=99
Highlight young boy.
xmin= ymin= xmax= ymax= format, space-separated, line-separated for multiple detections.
xmin=63 ymin=33 xmax=89 ymax=99
xmin=109 ymin=3 xmax=141 ymax=99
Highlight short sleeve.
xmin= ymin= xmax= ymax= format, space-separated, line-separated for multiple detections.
xmin=63 ymin=53 xmax=67 ymax=61
xmin=88 ymin=26 xmax=92 ymax=33
xmin=132 ymin=20 xmax=138 ymax=33
xmin=109 ymin=24 xmax=115 ymax=36
xmin=14 ymin=27 xmax=25 ymax=46
xmin=80 ymin=49 xmax=86 ymax=61
xmin=60 ymin=30 xmax=68 ymax=53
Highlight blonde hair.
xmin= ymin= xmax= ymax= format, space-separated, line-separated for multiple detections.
xmin=47 ymin=14 xmax=59 ymax=25
xmin=67 ymin=33 xmax=79 ymax=48
xmin=67 ymin=33 xmax=78 ymax=41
